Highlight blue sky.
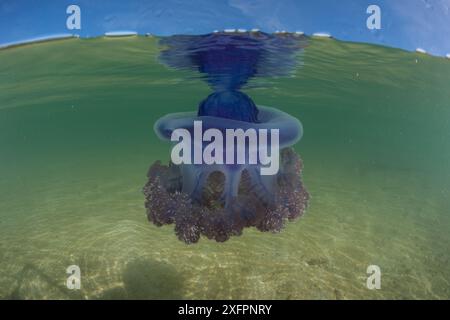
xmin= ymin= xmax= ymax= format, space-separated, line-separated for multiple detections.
xmin=1 ymin=0 xmax=450 ymax=56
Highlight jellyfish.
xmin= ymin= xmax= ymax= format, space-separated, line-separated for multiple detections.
xmin=143 ymin=31 xmax=310 ymax=243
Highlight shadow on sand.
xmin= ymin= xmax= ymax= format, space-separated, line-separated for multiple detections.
xmin=96 ymin=258 xmax=184 ymax=300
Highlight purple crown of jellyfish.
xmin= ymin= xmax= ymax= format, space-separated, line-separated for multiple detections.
xmin=143 ymin=31 xmax=310 ymax=244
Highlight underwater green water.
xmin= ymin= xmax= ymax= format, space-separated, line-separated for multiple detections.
xmin=0 ymin=36 xmax=449 ymax=299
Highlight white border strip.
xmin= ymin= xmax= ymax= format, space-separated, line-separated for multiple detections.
xmin=416 ymin=48 xmax=427 ymax=54
xmin=104 ymin=31 xmax=138 ymax=37
xmin=0 ymin=34 xmax=77 ymax=49
xmin=312 ymin=32 xmax=332 ymax=38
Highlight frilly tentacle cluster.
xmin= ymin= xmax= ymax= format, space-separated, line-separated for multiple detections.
xmin=143 ymin=148 xmax=309 ymax=244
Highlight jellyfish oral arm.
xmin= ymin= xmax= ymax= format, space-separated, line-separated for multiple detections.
xmin=170 ymin=121 xmax=280 ymax=176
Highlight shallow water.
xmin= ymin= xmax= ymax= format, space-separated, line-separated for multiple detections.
xmin=0 ymin=36 xmax=449 ymax=299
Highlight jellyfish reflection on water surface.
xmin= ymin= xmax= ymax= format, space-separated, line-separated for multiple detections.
xmin=143 ymin=32 xmax=310 ymax=243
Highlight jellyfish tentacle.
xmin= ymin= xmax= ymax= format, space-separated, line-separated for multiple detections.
xmin=221 ymin=166 xmax=243 ymax=209
xmin=190 ymin=168 xmax=213 ymax=203
xmin=247 ymin=166 xmax=276 ymax=205
xmin=180 ymin=165 xmax=197 ymax=196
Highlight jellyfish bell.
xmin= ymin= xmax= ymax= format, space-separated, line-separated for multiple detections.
xmin=154 ymin=106 xmax=303 ymax=176
xmin=198 ymin=91 xmax=258 ymax=122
